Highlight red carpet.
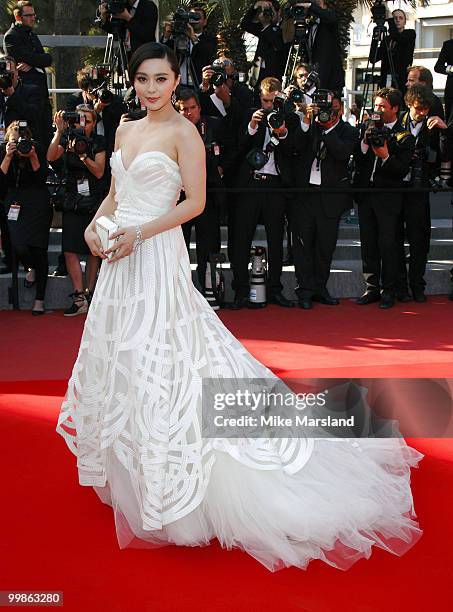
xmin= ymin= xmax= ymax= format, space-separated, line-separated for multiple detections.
xmin=1 ymin=304 xmax=453 ymax=611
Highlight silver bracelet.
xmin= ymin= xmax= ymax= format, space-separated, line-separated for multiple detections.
xmin=133 ymin=225 xmax=144 ymax=250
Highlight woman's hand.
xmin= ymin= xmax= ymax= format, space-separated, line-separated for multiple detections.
xmin=54 ymin=110 xmax=66 ymax=133
xmin=85 ymin=225 xmax=106 ymax=259
xmin=105 ymin=226 xmax=136 ymax=263
xmin=5 ymin=140 xmax=16 ymax=158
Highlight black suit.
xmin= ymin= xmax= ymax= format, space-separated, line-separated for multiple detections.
xmin=354 ymin=121 xmax=415 ymax=295
xmin=100 ymin=0 xmax=158 ymax=56
xmin=162 ymin=32 xmax=216 ymax=88
xmin=231 ymin=112 xmax=297 ymax=298
xmin=397 ymin=110 xmax=444 ymax=294
xmin=378 ymin=21 xmax=415 ymax=95
xmin=290 ymin=118 xmax=359 ymax=298
xmin=435 ymin=39 xmax=453 ymax=121
xmin=306 ymin=3 xmax=345 ymax=92
xmin=240 ymin=10 xmax=288 ymax=88
xmin=3 ymin=22 xmax=53 ymax=147
xmin=0 ymin=81 xmax=42 ymax=138
xmin=181 ymin=116 xmax=227 ymax=289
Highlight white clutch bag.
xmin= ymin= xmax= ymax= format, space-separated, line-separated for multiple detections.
xmin=95 ymin=215 xmax=119 ymax=257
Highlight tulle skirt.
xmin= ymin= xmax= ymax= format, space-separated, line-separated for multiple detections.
xmin=94 ymin=437 xmax=423 ymax=572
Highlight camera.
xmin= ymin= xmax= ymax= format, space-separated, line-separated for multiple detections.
xmin=371 ymin=0 xmax=387 ymax=28
xmin=365 ymin=111 xmax=391 ymax=148
xmin=89 ymin=65 xmax=114 ymax=104
xmin=172 ymin=6 xmax=201 ymax=37
xmin=209 ymin=61 xmax=227 ymax=87
xmin=411 ymin=143 xmax=437 ymax=187
xmin=105 ymin=1 xmax=128 ymax=14
xmin=312 ymin=89 xmax=334 ymax=123
xmin=15 ymin=121 xmax=34 ymax=155
xmin=124 ymin=92 xmax=147 ymax=120
xmin=262 ymin=94 xmax=288 ymax=129
xmin=284 ymin=0 xmax=316 ymax=27
xmin=0 ymin=57 xmax=14 ymax=90
xmin=61 ymin=112 xmax=93 ymax=156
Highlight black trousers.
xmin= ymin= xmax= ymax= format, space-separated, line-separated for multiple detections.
xmin=0 ymin=203 xmax=12 ymax=267
xmin=291 ymin=192 xmax=341 ymax=298
xmin=232 ymin=175 xmax=285 ymax=297
xmin=182 ymin=196 xmax=220 ymax=290
xmin=15 ymin=245 xmax=49 ymax=301
xmin=397 ymin=191 xmax=431 ymax=293
xmin=358 ymin=193 xmax=402 ymax=294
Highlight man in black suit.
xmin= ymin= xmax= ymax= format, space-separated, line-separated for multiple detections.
xmin=290 ymin=93 xmax=359 ymax=309
xmin=3 ymin=1 xmax=53 ymax=147
xmin=99 ymin=0 xmax=158 ymax=57
xmin=435 ymin=38 xmax=453 ymax=121
xmin=229 ymin=77 xmax=297 ymax=309
xmin=354 ymin=87 xmax=415 ymax=309
xmin=0 ymin=54 xmax=42 ymax=138
xmin=240 ymin=0 xmax=288 ymax=96
xmin=161 ymin=5 xmax=217 ymax=88
xmin=378 ymin=9 xmax=415 ymax=97
xmin=397 ymin=85 xmax=447 ymax=303
xmin=176 ymin=90 xmax=227 ymax=304
xmin=296 ymin=0 xmax=344 ymax=92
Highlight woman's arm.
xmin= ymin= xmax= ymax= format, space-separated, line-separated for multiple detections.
xmin=46 ymin=111 xmax=66 ymax=162
xmin=0 ymin=141 xmax=16 ymax=176
xmin=106 ymin=121 xmax=206 ymax=263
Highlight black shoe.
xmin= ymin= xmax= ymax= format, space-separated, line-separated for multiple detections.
xmin=32 ymin=309 xmax=46 ymax=316
xmin=412 ymin=291 xmax=427 ymax=303
xmin=396 ymin=291 xmax=411 ymax=303
xmin=298 ymin=297 xmax=313 ymax=310
xmin=0 ymin=266 xmax=11 ymax=275
xmin=52 ymin=266 xmax=68 ymax=277
xmin=356 ymin=291 xmax=380 ymax=305
xmin=268 ymin=292 xmax=294 ymax=307
xmin=64 ymin=291 xmax=88 ymax=317
xmin=228 ymin=295 xmax=249 ymax=310
xmin=312 ymin=293 xmax=340 ymax=306
xmin=282 ymin=255 xmax=294 ymax=266
xmin=379 ymin=293 xmax=395 ymax=309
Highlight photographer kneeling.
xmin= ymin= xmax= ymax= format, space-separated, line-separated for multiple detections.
xmin=0 ymin=120 xmax=52 ymax=315
xmin=291 ymin=92 xmax=359 ymax=309
xmin=47 ymin=107 xmax=106 ymax=316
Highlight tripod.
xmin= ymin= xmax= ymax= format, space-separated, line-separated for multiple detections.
xmin=173 ymin=35 xmax=199 ymax=89
xmin=360 ymin=21 xmax=398 ymax=119
xmin=281 ymin=25 xmax=313 ymax=90
xmin=103 ymin=22 xmax=130 ymax=96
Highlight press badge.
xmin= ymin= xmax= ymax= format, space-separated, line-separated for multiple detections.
xmin=77 ymin=179 xmax=90 ymax=195
xmin=7 ymin=203 xmax=20 ymax=221
xmin=213 ymin=144 xmax=220 ymax=156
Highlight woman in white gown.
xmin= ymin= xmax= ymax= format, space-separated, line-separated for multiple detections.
xmin=57 ymin=43 xmax=423 ymax=572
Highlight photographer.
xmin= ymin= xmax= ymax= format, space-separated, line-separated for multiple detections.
xmin=98 ymin=0 xmax=158 ymax=57
xmin=199 ymin=57 xmax=254 ymax=122
xmin=0 ymin=120 xmax=52 ymax=314
xmin=229 ymin=77 xmax=298 ymax=309
xmin=290 ymin=92 xmax=359 ymax=309
xmin=66 ymin=67 xmax=126 ymax=167
xmin=354 ymin=87 xmax=415 ymax=309
xmin=282 ymin=1 xmax=344 ymax=91
xmin=3 ymin=2 xmax=53 ymax=148
xmin=47 ymin=107 xmax=106 ymax=316
xmin=378 ymin=9 xmax=416 ymax=96
xmin=0 ymin=54 xmax=42 ymax=140
xmin=396 ymin=85 xmax=447 ymax=302
xmin=240 ymin=1 xmax=288 ymax=94
xmin=161 ymin=5 xmax=217 ymax=88
xmin=176 ymin=89 xmax=227 ymax=305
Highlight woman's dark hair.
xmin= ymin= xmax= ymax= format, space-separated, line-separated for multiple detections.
xmin=129 ymin=43 xmax=180 ymax=83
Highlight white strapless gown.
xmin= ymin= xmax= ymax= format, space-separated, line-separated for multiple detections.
xmin=57 ymin=150 xmax=423 ymax=571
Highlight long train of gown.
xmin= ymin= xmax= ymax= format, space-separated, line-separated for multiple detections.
xmin=56 ymin=150 xmax=423 ymax=571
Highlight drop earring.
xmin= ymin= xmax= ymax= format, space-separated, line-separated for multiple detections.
xmin=171 ymin=91 xmax=177 ymax=105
